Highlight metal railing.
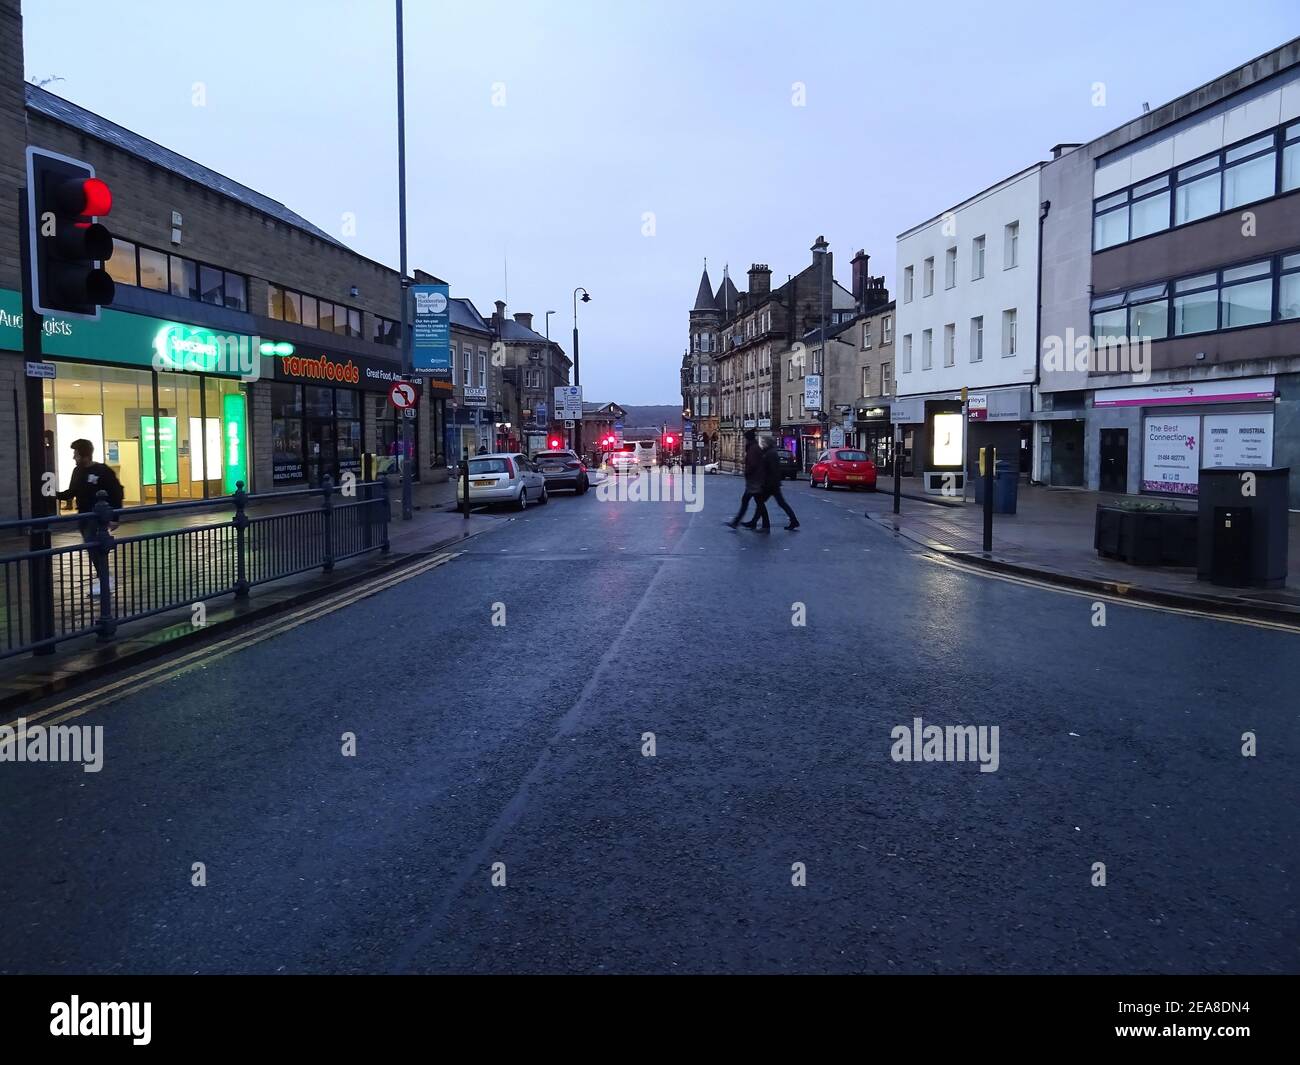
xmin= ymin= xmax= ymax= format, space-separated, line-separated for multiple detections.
xmin=0 ymin=477 xmax=390 ymax=661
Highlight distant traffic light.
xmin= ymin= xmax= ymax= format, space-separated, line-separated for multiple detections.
xmin=664 ymin=433 xmax=676 ymax=448
xmin=26 ymin=147 xmax=116 ymax=318
xmin=548 ymin=436 xmax=562 ymax=450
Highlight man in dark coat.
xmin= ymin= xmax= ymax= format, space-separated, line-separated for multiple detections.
xmin=760 ymin=436 xmax=799 ymax=530
xmin=55 ymin=438 xmax=124 ymax=595
xmin=727 ymin=429 xmax=769 ymax=531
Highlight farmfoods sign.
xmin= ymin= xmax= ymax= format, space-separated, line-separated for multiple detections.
xmin=270 ymin=347 xmax=416 ymax=393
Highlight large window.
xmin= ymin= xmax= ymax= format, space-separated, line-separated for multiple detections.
xmin=1096 ymin=120 xmax=1300 ymax=250
xmin=106 ymin=239 xmax=247 ymax=310
xmin=972 ymin=235 xmax=985 ymax=280
xmin=945 ymin=247 xmax=957 ymax=289
xmin=922 ymin=258 xmax=934 ymax=296
xmin=943 ymin=323 xmax=955 ymax=366
xmin=268 ymin=285 xmax=363 ymax=339
xmin=902 ymin=334 xmax=912 ymax=373
xmin=1004 ymin=222 xmax=1019 ymax=268
xmin=1092 ymin=249 xmax=1300 ymax=341
xmin=921 ymin=329 xmax=932 ymax=370
xmin=903 ymin=266 xmax=914 ymax=303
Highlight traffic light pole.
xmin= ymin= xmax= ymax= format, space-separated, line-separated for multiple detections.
xmin=18 ymin=192 xmax=55 ymax=654
xmin=395 ymin=0 xmax=413 ymax=521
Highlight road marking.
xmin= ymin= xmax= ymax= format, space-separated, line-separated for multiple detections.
xmin=922 ymin=553 xmax=1300 ymax=633
xmin=0 ymin=551 xmax=462 ymax=739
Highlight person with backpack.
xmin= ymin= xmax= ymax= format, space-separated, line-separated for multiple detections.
xmin=56 ymin=438 xmax=124 ymax=595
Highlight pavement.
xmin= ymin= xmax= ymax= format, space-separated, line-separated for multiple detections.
xmin=0 ymin=472 xmax=1294 ymax=974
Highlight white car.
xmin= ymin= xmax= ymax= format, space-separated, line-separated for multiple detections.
xmin=608 ymin=445 xmax=640 ymax=474
xmin=703 ymin=461 xmax=720 ymax=474
xmin=457 ymin=452 xmax=547 ymax=510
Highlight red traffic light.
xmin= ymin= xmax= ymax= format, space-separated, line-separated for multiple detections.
xmin=664 ymin=434 xmax=675 ymax=446
xmin=80 ymin=177 xmax=112 ymax=217
xmin=548 ymin=437 xmax=561 ymax=449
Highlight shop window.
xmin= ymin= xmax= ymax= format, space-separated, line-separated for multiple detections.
xmin=271 ymin=383 xmax=305 ymax=483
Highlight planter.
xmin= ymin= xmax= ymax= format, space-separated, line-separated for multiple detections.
xmin=1095 ymin=505 xmax=1197 ymax=567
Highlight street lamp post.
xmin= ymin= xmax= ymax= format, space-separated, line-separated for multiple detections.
xmin=544 ymin=309 xmax=556 ymax=446
xmin=395 ymin=0 xmax=413 ymax=521
xmin=572 ymin=287 xmax=590 ymax=458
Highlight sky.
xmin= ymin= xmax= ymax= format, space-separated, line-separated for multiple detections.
xmin=21 ymin=1 xmax=1300 ymax=404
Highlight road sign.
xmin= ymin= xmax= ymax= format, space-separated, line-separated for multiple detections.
xmin=804 ymin=374 xmax=822 ymax=410
xmin=564 ymin=420 xmax=574 ymax=429
xmin=25 ymin=361 xmax=55 ymax=379
xmin=554 ymin=385 xmax=583 ymax=421
xmin=830 ymin=426 xmax=845 ymax=447
xmin=403 ymin=407 xmax=416 ymax=419
xmin=389 ymin=381 xmax=417 ymax=409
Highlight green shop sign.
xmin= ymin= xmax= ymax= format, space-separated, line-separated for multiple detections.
xmin=140 ymin=417 xmax=179 ymax=486
xmin=222 ymin=392 xmax=249 ymax=494
xmin=0 ymin=288 xmax=256 ymax=378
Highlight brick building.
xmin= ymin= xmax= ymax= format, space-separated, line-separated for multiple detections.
xmin=0 ymin=1 xmax=463 ymax=519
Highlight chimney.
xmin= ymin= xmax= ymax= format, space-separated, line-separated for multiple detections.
xmin=864 ymin=274 xmax=887 ymax=313
xmin=811 ymin=235 xmax=832 ymax=321
xmin=747 ymin=263 xmax=771 ymax=298
xmin=850 ymin=249 xmax=869 ymax=308
xmin=513 ymin=311 xmax=534 ymax=330
xmin=1051 ymin=142 xmax=1082 ymax=159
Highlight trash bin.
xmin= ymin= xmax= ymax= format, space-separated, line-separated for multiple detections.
xmin=993 ymin=459 xmax=1018 ymax=514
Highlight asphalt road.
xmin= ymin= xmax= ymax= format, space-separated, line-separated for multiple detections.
xmin=0 ymin=469 xmax=1295 ymax=974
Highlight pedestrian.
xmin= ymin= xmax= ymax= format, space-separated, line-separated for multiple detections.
xmin=55 ymin=438 xmax=124 ymax=595
xmin=760 ymin=435 xmax=799 ymax=530
xmin=727 ymin=428 xmax=769 ymax=531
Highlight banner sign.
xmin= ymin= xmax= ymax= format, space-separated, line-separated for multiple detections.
xmin=412 ymin=284 xmax=450 ymax=375
xmin=804 ymin=374 xmax=822 ymax=411
xmin=1142 ymin=415 xmax=1200 ymax=494
xmin=221 ymin=393 xmax=249 ymax=494
xmin=1202 ymin=413 xmax=1273 ymax=469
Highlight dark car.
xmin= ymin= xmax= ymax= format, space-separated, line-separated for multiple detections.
xmin=532 ymin=449 xmax=589 ymax=494
xmin=776 ymin=448 xmax=799 ymax=479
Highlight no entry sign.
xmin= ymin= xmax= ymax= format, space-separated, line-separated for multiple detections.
xmin=389 ymin=381 xmax=417 ymax=409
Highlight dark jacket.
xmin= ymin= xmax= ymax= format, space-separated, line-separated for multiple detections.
xmin=57 ymin=463 xmax=124 ymax=513
xmin=743 ymin=440 xmax=764 ymax=493
xmin=760 ymin=445 xmax=782 ymax=493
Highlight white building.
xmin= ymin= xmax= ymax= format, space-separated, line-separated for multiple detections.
xmin=893 ymin=163 xmax=1043 ymax=490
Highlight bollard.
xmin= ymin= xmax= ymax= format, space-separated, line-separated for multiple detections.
xmin=982 ymin=449 xmax=995 ymax=554
xmin=461 ymin=448 xmax=471 ymax=519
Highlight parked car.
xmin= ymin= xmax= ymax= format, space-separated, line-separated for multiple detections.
xmin=809 ymin=448 xmax=877 ymax=490
xmin=457 ymin=452 xmax=547 ymax=509
xmin=532 ymin=448 xmax=589 ymax=494
xmin=776 ymin=448 xmax=799 ymax=479
xmin=609 ymin=444 xmax=640 ymax=474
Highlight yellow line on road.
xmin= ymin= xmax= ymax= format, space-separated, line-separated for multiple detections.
xmin=922 ymin=552 xmax=1299 ymax=633
xmin=0 ymin=550 xmax=461 ymax=738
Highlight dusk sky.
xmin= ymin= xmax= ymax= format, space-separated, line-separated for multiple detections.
xmin=22 ymin=0 xmax=1300 ymax=404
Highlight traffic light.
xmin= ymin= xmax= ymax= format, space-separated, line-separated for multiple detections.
xmin=548 ymin=436 xmax=562 ymax=450
xmin=663 ymin=433 xmax=676 ymax=448
xmin=26 ymin=147 xmax=115 ymax=318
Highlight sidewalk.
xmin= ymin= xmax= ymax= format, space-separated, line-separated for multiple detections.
xmin=864 ymin=477 xmax=1300 ymax=627
xmin=0 ymin=475 xmax=502 ymax=711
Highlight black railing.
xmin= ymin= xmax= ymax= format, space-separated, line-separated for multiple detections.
xmin=0 ymin=477 xmax=390 ymax=661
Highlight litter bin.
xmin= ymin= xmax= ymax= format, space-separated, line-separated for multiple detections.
xmin=993 ymin=459 xmax=1018 ymax=514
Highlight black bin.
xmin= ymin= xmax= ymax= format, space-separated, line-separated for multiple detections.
xmin=1197 ymin=467 xmax=1290 ymax=589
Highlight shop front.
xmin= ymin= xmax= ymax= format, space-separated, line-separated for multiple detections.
xmin=854 ymin=401 xmax=893 ymax=473
xmin=1087 ymin=376 xmax=1279 ymax=498
xmin=268 ymin=345 xmax=417 ymax=487
xmin=1 ymin=292 xmax=254 ymax=510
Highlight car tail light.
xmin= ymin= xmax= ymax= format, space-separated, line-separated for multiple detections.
xmin=504 ymin=457 xmax=516 ymax=478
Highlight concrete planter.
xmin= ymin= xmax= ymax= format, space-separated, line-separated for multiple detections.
xmin=1095 ymin=504 xmax=1198 ymax=567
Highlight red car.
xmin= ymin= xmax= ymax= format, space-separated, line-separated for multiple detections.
xmin=809 ymin=447 xmax=877 ymax=490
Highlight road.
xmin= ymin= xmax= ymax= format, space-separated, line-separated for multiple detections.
xmin=0 ymin=470 xmax=1295 ymax=974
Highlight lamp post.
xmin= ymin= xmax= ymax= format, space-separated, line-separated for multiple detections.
xmin=544 ymin=309 xmax=556 ymax=445
xmin=572 ymin=287 xmax=590 ymax=457
xmin=394 ymin=0 xmax=413 ymax=520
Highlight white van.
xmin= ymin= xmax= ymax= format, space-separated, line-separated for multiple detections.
xmin=632 ymin=440 xmax=657 ymax=468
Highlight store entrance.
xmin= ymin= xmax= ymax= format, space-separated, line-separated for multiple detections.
xmin=306 ymin=419 xmax=336 ymax=487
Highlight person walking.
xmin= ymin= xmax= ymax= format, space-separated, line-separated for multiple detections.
xmin=727 ymin=429 xmax=769 ymax=531
xmin=760 ymin=436 xmax=799 ymax=530
xmin=55 ymin=438 xmax=124 ymax=595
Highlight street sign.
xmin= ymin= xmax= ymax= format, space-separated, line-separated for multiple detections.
xmin=564 ymin=420 xmax=574 ymax=429
xmin=804 ymin=374 xmax=822 ymax=410
xmin=463 ymin=385 xmax=487 ymax=408
xmin=25 ymin=361 xmax=55 ymax=379
xmin=554 ymin=385 xmax=583 ymax=421
xmin=403 ymin=407 xmax=416 ymax=419
xmin=830 ymin=426 xmax=845 ymax=447
xmin=389 ymin=381 xmax=417 ymax=409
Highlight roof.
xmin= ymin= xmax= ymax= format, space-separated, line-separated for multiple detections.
xmin=693 ymin=267 xmax=718 ymax=311
xmin=449 ymin=297 xmax=492 ymax=334
xmin=498 ymin=317 xmax=551 ymax=345
xmin=27 ymin=85 xmax=342 ymax=247
xmin=715 ymin=273 xmax=740 ymax=315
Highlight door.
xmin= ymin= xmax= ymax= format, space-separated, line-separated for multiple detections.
xmin=1099 ymin=428 xmax=1128 ymax=494
xmin=306 ymin=419 xmax=336 ymax=487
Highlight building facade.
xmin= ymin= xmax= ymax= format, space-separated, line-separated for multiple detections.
xmin=682 ymin=264 xmax=723 ymax=464
xmin=852 ymin=298 xmax=896 ymax=470
xmin=895 ymin=164 xmax=1043 ymax=492
xmin=1038 ymin=38 xmax=1300 ymax=506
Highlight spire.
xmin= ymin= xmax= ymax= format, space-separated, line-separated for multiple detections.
xmin=693 ymin=263 xmax=718 ymax=311
xmin=715 ymin=264 xmax=739 ymax=317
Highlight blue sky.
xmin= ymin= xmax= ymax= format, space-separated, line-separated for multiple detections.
xmin=21 ymin=0 xmax=1300 ymax=403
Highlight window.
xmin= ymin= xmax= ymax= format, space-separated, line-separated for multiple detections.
xmin=882 ymin=315 xmax=892 ymax=344
xmin=943 ymin=323 xmax=955 ymax=366
xmin=945 ymin=246 xmax=957 ymax=289
xmin=880 ymin=362 xmax=891 ymax=396
xmin=373 ymin=316 xmax=398 ymax=345
xmin=1281 ymin=253 xmax=1300 ymax=320
xmin=970 ymin=316 xmax=983 ymax=362
xmin=903 ymin=266 xmax=914 ymax=303
xmin=478 ymin=350 xmax=487 ymax=387
xmin=224 ymin=272 xmax=247 ymax=311
xmin=1223 ymin=135 xmax=1275 ymax=210
xmin=861 ymin=323 xmax=872 ymax=349
xmin=1002 ymin=309 xmax=1017 ymax=356
xmin=1173 ymin=274 xmax=1217 ymax=335
xmin=106 ymin=239 xmax=137 ymax=286
xmin=902 ymin=334 xmax=912 ymax=373
xmin=317 ymin=301 xmax=334 ymax=333
xmin=923 ymin=257 xmax=934 ymax=296
xmin=972 ymin=235 xmax=985 ymax=279
xmin=1128 ymin=283 xmax=1169 ymax=341
xmin=787 ymin=395 xmax=793 ymax=419
xmin=283 ymin=289 xmax=302 ymax=324
xmin=921 ymin=329 xmax=932 ymax=369
xmin=1220 ymin=261 xmax=1272 ymax=328
xmin=334 ymin=304 xmax=349 ymax=336
xmin=1130 ymin=175 xmax=1170 ymax=239
xmin=1004 ymin=222 xmax=1019 ymax=269
xmin=1175 ymin=156 xmax=1222 ymax=225
xmin=1094 ymin=191 xmax=1129 ymax=249
xmin=139 ymin=246 xmax=168 ymax=291
xmin=199 ymin=264 xmax=224 ymax=305
xmin=1284 ymin=123 xmax=1300 ymax=193
xmin=169 ymin=255 xmax=198 ymax=300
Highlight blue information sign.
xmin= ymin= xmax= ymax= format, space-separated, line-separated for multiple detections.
xmin=412 ymin=284 xmax=450 ymax=375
